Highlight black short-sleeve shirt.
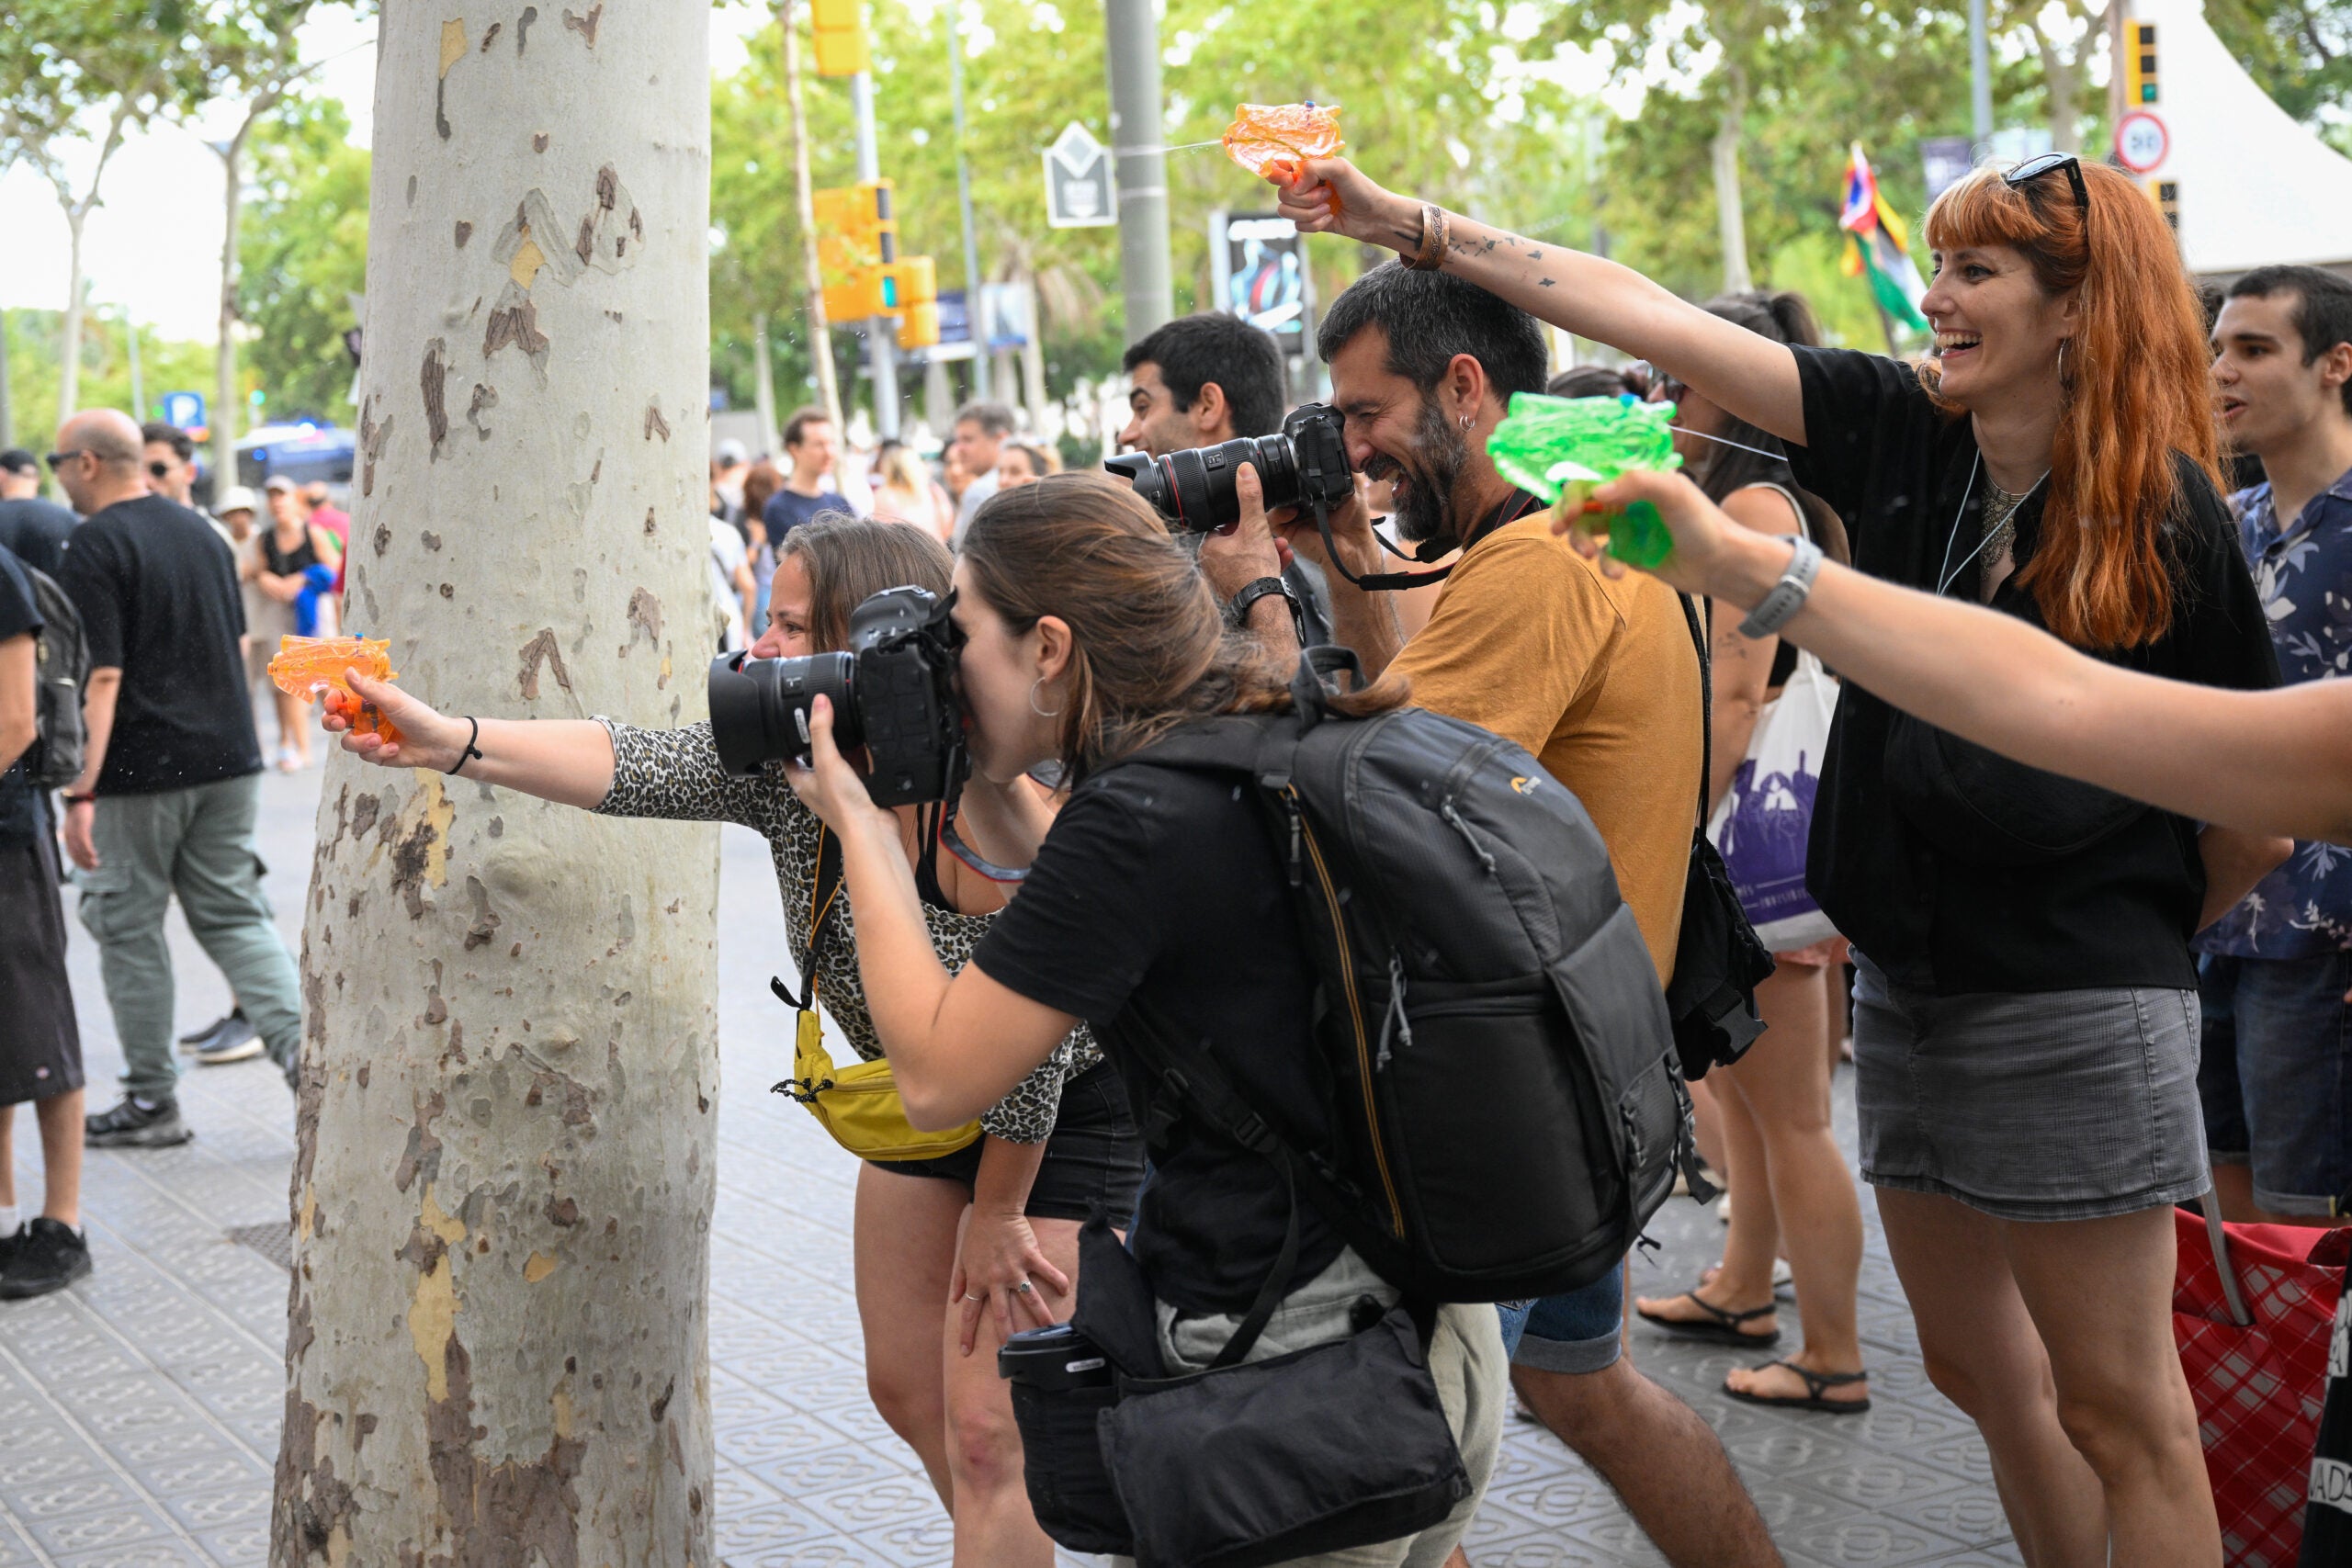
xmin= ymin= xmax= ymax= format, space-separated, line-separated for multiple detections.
xmin=57 ymin=493 xmax=260 ymax=795
xmin=972 ymin=761 xmax=1346 ymax=1314
xmin=0 ymin=544 xmax=45 ymax=849
xmin=0 ymin=498 xmax=77 ymax=579
xmin=1785 ymin=345 xmax=2279 ymax=994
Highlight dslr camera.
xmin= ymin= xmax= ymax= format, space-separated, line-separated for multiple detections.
xmin=707 ymin=585 xmax=964 ymax=806
xmin=1105 ymin=401 xmax=1353 ymax=533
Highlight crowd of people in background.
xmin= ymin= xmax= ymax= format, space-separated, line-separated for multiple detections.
xmin=2 ymin=145 xmax=2348 ymax=1568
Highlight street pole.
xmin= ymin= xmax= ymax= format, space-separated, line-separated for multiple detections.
xmin=2109 ymin=0 xmax=2129 ymax=128
xmin=1969 ymin=0 xmax=1994 ymax=154
xmin=851 ymin=70 xmax=901 ymax=438
xmin=125 ymin=313 xmax=144 ymax=423
xmin=1104 ymin=0 xmax=1172 ymax=344
xmin=947 ymin=3 xmax=989 ymax=400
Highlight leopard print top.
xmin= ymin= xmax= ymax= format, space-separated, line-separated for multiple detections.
xmin=592 ymin=718 xmax=1099 ymax=1144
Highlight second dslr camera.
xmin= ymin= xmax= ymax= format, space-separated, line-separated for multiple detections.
xmin=706 ymin=585 xmax=963 ymax=806
xmin=1105 ymin=402 xmax=1352 ymax=533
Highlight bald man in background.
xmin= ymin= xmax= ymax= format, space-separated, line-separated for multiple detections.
xmin=50 ymin=411 xmax=303 ymax=1149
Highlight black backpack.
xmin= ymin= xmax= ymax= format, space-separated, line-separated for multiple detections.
xmin=20 ymin=561 xmax=87 ymax=792
xmin=1102 ymin=649 xmax=1698 ymax=1310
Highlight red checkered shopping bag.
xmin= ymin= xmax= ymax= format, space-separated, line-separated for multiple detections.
xmin=2173 ymin=1206 xmax=2349 ymax=1567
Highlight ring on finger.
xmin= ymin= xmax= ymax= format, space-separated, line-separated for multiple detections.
xmin=963 ymin=1292 xmax=984 ymax=1303
xmin=1014 ymin=1280 xmax=1035 ymax=1295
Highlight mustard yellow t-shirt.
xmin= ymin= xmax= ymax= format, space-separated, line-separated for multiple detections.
xmin=1389 ymin=513 xmax=1704 ymax=980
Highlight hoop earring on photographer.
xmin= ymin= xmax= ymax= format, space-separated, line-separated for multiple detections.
xmin=1031 ymin=678 xmax=1061 ymax=718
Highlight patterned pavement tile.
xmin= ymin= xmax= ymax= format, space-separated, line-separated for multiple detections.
xmin=6 ymin=769 xmax=2031 ymax=1568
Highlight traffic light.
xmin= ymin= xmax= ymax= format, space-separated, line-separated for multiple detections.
xmin=812 ymin=180 xmax=896 ymax=321
xmin=884 ymin=256 xmax=941 ymax=348
xmin=2154 ymin=179 xmax=2181 ymax=236
xmin=2123 ymin=21 xmax=2158 ymax=106
xmin=810 ymin=0 xmax=868 ymax=77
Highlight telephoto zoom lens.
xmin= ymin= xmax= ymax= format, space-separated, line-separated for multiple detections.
xmin=1105 ymin=434 xmax=1301 ymax=532
xmin=706 ymin=650 xmax=859 ymax=775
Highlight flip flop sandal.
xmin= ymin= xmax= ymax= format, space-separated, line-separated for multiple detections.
xmin=1723 ymin=1359 xmax=1871 ymax=1416
xmin=1634 ymin=1291 xmax=1781 ymax=1348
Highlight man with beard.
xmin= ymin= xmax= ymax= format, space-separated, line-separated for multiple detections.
xmin=1266 ymin=263 xmax=1776 ymax=1568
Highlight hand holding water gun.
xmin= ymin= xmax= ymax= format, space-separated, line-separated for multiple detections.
xmin=1486 ymin=393 xmax=1683 ymax=569
xmin=1553 ymin=468 xmax=1757 ymax=604
xmin=269 ymin=636 xmax=405 ymax=745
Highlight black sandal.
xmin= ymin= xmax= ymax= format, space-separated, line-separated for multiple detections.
xmin=1723 ymin=1359 xmax=1871 ymax=1415
xmin=1634 ymin=1291 xmax=1781 ymax=1348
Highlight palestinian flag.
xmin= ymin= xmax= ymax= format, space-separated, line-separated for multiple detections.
xmin=1838 ymin=142 xmax=1929 ymax=332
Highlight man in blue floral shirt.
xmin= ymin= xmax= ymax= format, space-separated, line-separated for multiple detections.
xmin=2199 ymin=265 xmax=2352 ymax=1224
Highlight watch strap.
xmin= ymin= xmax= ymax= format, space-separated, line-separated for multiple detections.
xmin=1736 ymin=535 xmax=1824 ymax=639
xmin=1227 ymin=575 xmax=1296 ymax=628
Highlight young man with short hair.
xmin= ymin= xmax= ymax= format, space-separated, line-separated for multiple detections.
xmin=2200 ymin=264 xmax=2352 ymax=1225
xmin=762 ymin=408 xmax=849 ymax=545
xmin=948 ymin=400 xmax=1017 ymax=544
xmin=1121 ymin=313 xmax=1332 ymax=646
xmin=51 ymin=410 xmax=304 ymax=1146
xmin=0 ymin=448 xmax=76 ymax=576
xmin=1261 ymin=263 xmax=1778 ymax=1568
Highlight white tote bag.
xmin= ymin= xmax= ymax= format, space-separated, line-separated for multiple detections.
xmin=1705 ymin=648 xmax=1840 ymax=952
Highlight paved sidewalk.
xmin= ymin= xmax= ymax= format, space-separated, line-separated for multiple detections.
xmin=2 ymin=762 xmax=2021 ymax=1568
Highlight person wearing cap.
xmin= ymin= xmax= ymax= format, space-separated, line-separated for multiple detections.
xmin=0 ymin=449 xmax=76 ymax=577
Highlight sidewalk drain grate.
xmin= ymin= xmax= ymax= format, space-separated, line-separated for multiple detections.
xmin=226 ymin=1222 xmax=293 ymax=1269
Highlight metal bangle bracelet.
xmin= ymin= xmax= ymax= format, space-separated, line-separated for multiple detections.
xmin=1406 ymin=203 xmax=1449 ymax=271
xmin=1736 ymin=534 xmax=1825 ymax=639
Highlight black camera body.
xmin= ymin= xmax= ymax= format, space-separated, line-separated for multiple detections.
xmin=707 ymin=585 xmax=964 ymax=806
xmin=1105 ymin=401 xmax=1353 ymax=533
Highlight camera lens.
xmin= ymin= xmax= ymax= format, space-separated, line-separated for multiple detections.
xmin=1104 ymin=435 xmax=1301 ymax=532
xmin=707 ymin=650 xmax=859 ymax=775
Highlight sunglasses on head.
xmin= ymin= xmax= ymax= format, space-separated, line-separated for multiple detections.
xmin=2002 ymin=152 xmax=2089 ymax=220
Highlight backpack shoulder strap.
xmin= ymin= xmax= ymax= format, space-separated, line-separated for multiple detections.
xmin=1676 ymin=590 xmax=1713 ymax=836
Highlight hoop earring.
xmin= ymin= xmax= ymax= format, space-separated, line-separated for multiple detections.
xmin=2056 ymin=340 xmax=2069 ymax=385
xmin=1460 ymin=413 xmax=1474 ymax=430
xmin=1029 ymin=677 xmax=1060 ymax=718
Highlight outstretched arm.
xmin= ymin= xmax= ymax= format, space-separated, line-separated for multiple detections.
xmin=1569 ymin=470 xmax=2352 ymax=846
xmin=325 ymin=669 xmax=616 ymax=809
xmin=1273 ymin=158 xmax=1805 ymax=446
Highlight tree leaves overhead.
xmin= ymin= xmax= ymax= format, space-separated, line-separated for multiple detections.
xmin=237 ymin=96 xmax=369 ymax=422
xmin=2209 ymin=0 xmax=2352 ymax=149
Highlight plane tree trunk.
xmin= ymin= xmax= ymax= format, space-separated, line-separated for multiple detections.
xmin=270 ymin=3 xmax=719 ymax=1562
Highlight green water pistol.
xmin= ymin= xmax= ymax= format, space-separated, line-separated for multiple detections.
xmin=1485 ymin=392 xmax=1681 ymax=569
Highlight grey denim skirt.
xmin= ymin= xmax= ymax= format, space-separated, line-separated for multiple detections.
xmin=1851 ymin=956 xmax=2209 ymax=1222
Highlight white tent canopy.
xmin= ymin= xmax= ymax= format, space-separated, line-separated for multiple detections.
xmin=2134 ymin=0 xmax=2352 ymax=274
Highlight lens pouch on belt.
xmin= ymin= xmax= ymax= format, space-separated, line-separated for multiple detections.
xmin=771 ymin=825 xmax=982 ymax=1162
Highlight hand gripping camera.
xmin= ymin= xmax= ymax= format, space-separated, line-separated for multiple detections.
xmin=707 ymin=585 xmax=964 ymax=807
xmin=1104 ymin=402 xmax=1353 ymax=535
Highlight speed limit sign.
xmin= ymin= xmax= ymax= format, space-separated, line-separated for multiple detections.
xmin=2116 ymin=110 xmax=2169 ymax=173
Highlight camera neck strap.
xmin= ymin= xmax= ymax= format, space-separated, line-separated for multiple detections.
xmin=791 ymin=826 xmax=852 ymax=1015
xmin=1314 ymin=487 xmax=1543 ymax=593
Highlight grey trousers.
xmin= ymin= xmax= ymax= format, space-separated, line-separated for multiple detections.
xmin=77 ymin=773 xmax=301 ymax=1100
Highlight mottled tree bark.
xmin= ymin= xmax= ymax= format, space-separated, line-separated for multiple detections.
xmin=271 ymin=5 xmax=718 ymax=1563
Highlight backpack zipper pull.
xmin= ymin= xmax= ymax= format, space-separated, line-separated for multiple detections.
xmin=1439 ymin=797 xmax=1498 ymax=877
xmin=1375 ymin=953 xmax=1411 ymax=1069
xmin=1282 ymin=790 xmax=1304 ymax=887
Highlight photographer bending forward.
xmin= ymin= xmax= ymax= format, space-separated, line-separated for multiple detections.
xmin=326 ymin=518 xmax=1139 ymax=1568
xmin=792 ymin=472 xmax=1506 ymax=1568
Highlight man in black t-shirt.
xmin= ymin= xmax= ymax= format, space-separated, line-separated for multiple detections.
xmin=49 ymin=411 xmax=303 ymax=1149
xmin=0 ymin=541 xmax=92 ymax=1298
xmin=0 ymin=449 xmax=77 ymax=578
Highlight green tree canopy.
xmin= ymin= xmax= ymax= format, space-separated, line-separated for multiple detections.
xmin=237 ymin=96 xmax=369 ymax=421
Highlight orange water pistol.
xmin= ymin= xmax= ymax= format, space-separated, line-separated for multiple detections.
xmin=267 ymin=636 xmax=404 ymax=744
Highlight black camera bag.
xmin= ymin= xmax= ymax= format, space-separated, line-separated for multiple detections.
xmin=1101 ymin=649 xmax=1698 ymax=1303
xmin=1003 ymin=1215 xmax=1470 ymax=1568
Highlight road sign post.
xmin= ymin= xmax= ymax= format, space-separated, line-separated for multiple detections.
xmin=1044 ymin=121 xmax=1116 ymax=229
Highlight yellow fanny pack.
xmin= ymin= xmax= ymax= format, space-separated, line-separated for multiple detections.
xmin=775 ymin=826 xmax=981 ymax=1163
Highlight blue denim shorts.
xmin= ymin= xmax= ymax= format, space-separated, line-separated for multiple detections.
xmin=1501 ymin=1260 xmax=1623 ymax=1374
xmin=2199 ymin=952 xmax=2352 ymax=1217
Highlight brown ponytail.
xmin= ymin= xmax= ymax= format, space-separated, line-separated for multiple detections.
xmin=959 ymin=472 xmax=1404 ymax=785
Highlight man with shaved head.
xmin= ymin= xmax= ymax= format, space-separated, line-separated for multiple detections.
xmin=51 ymin=410 xmax=304 ymax=1149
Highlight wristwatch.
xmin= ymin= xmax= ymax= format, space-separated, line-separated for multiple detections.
xmin=1227 ymin=575 xmax=1304 ymax=636
xmin=1736 ymin=535 xmax=1825 ymax=639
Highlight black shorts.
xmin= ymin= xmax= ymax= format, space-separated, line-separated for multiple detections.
xmin=876 ymin=1061 xmax=1145 ymax=1224
xmin=0 ymin=832 xmax=84 ymax=1108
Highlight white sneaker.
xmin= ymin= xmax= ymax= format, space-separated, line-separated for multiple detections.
xmin=193 ymin=1033 xmax=266 ymax=1066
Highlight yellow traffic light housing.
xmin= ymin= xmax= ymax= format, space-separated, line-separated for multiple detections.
xmin=882 ymin=256 xmax=940 ymax=347
xmin=810 ymin=0 xmax=868 ymax=76
xmin=813 ymin=180 xmax=897 ymax=321
xmin=2123 ymin=21 xmax=2158 ymax=106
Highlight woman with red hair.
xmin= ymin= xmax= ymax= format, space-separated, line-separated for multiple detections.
xmin=1276 ymin=155 xmax=2281 ymax=1565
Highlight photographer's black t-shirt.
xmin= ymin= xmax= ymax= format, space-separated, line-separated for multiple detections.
xmin=972 ymin=760 xmax=1347 ymax=1315
xmin=1784 ymin=344 xmax=2279 ymax=994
